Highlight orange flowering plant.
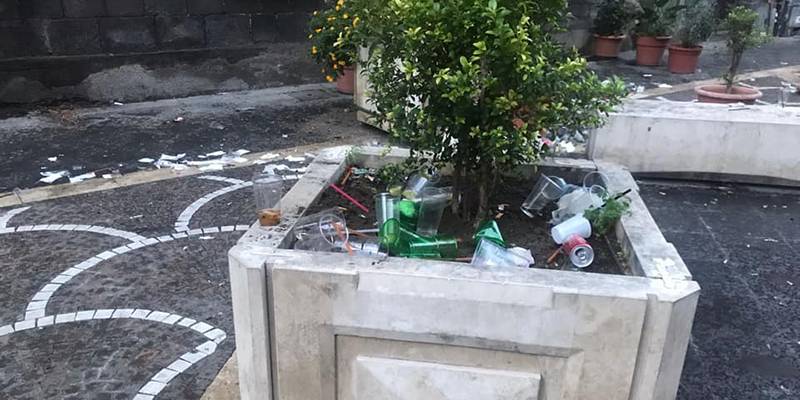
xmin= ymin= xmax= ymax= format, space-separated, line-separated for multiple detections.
xmin=308 ymin=0 xmax=360 ymax=82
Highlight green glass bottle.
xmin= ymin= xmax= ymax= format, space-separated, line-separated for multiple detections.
xmin=394 ymin=199 xmax=419 ymax=230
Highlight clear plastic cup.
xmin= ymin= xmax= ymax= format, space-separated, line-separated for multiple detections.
xmin=292 ymin=209 xmax=349 ymax=251
xmin=471 ymin=238 xmax=532 ymax=268
xmin=551 ymin=215 xmax=592 ymax=244
xmin=416 ymin=186 xmax=452 ymax=237
xmin=374 ymin=193 xmax=398 ymax=228
xmin=582 ymin=171 xmax=609 ymax=191
xmin=253 ymin=173 xmax=284 ymax=226
xmin=402 ymin=171 xmax=440 ymax=200
xmin=520 ymin=175 xmax=568 ymax=217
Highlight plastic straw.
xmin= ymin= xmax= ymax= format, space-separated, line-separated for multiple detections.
xmin=329 ymin=184 xmax=370 ymax=213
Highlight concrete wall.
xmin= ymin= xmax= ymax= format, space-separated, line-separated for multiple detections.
xmin=0 ymin=0 xmax=324 ymax=103
xmin=589 ymin=100 xmax=800 ymax=186
xmin=229 ymin=146 xmax=700 ymax=400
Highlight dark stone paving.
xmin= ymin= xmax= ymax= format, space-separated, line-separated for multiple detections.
xmin=1 ymin=151 xmax=798 ymax=399
xmin=0 ymin=163 xmax=269 ymax=399
xmin=638 ymin=180 xmax=800 ymax=400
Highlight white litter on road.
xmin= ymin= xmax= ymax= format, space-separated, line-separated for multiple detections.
xmin=285 ymin=156 xmax=305 ymax=162
xmin=260 ymin=153 xmax=280 ymax=160
xmin=69 ymin=172 xmax=96 ymax=183
xmin=159 ymin=153 xmax=186 ymax=161
xmin=234 ymin=149 xmax=251 ymax=156
xmin=205 ymin=151 xmax=225 ymax=157
xmin=39 ymin=170 xmax=68 ymax=184
xmin=48 ymin=157 xmax=58 ymax=162
xmin=138 ymin=158 xmax=155 ymax=163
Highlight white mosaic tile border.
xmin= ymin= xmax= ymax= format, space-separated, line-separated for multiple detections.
xmin=174 ymin=180 xmax=253 ymax=232
xmin=0 ymin=309 xmax=227 ymax=400
xmin=0 ymin=206 xmax=31 ymax=228
xmin=0 ymin=207 xmax=147 ymax=242
xmin=25 ymin=225 xmax=250 ymax=320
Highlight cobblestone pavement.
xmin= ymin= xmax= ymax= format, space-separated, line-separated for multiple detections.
xmin=1 ymin=151 xmax=798 ymax=399
xmin=0 ymin=161 xmax=293 ymax=400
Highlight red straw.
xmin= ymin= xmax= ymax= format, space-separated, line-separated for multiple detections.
xmin=329 ymin=184 xmax=370 ymax=213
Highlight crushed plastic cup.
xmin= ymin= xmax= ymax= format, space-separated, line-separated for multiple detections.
xmin=471 ymin=238 xmax=532 ymax=268
xmin=253 ymin=172 xmax=284 ymax=226
xmin=336 ymin=238 xmax=386 ymax=256
xmin=520 ymin=175 xmax=568 ymax=217
xmin=550 ymin=186 xmax=605 ymax=224
xmin=374 ymin=193 xmax=398 ymax=228
xmin=416 ymin=186 xmax=453 ymax=237
xmin=551 ymin=215 xmax=592 ymax=244
xmin=292 ymin=209 xmax=349 ymax=251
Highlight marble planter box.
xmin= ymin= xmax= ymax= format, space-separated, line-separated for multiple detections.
xmin=229 ymin=146 xmax=699 ymax=400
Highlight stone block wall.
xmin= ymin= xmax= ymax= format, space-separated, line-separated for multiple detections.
xmin=0 ymin=0 xmax=321 ymax=59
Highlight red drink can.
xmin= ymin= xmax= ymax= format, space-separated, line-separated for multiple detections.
xmin=562 ymin=234 xmax=594 ymax=268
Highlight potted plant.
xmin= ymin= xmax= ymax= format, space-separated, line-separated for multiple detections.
xmin=362 ymin=0 xmax=626 ymax=224
xmin=309 ymin=0 xmax=360 ymax=94
xmin=695 ymin=6 xmax=769 ymax=104
xmin=668 ymin=0 xmax=716 ymax=74
xmin=592 ymin=0 xmax=642 ymax=58
xmin=634 ymin=0 xmax=685 ymax=66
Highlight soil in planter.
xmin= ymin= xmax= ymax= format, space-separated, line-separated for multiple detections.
xmin=304 ymin=175 xmax=629 ymax=275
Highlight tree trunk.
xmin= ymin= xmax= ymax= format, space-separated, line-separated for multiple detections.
xmin=726 ymin=50 xmax=743 ymax=92
xmin=474 ymin=162 xmax=491 ymax=228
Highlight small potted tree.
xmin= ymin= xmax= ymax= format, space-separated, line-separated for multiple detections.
xmin=668 ymin=0 xmax=716 ymax=74
xmin=308 ymin=0 xmax=360 ymax=94
xmin=695 ymin=6 xmax=768 ymax=103
xmin=634 ymin=0 xmax=684 ymax=66
xmin=363 ymin=0 xmax=627 ymax=224
xmin=593 ymin=0 xmax=642 ymax=58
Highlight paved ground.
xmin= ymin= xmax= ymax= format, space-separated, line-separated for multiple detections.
xmin=0 ymin=83 xmax=798 ymax=399
xmin=1 ymin=159 xmax=797 ymax=399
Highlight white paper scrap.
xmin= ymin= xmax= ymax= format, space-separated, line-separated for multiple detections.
xmin=138 ymin=158 xmax=155 ymax=163
xmin=260 ymin=153 xmax=279 ymax=160
xmin=285 ymin=156 xmax=305 ymax=162
xmin=199 ymin=164 xmax=225 ymax=172
xmin=48 ymin=157 xmax=58 ymax=162
xmin=234 ymin=149 xmax=251 ymax=156
xmin=39 ymin=170 xmax=68 ymax=184
xmin=205 ymin=151 xmax=225 ymax=157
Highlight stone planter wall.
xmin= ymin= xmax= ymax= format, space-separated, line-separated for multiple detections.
xmin=229 ymin=146 xmax=699 ymax=400
xmin=589 ymin=100 xmax=800 ymax=186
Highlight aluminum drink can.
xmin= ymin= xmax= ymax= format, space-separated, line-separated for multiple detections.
xmin=562 ymin=234 xmax=594 ymax=268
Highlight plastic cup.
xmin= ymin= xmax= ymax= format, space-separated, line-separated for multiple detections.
xmin=292 ymin=209 xmax=349 ymax=251
xmin=379 ymin=218 xmax=457 ymax=258
xmin=520 ymin=175 xmax=568 ymax=217
xmin=409 ymin=237 xmax=458 ymax=259
xmin=551 ymin=215 xmax=592 ymax=244
xmin=336 ymin=238 xmax=386 ymax=256
xmin=582 ymin=171 xmax=609 ymax=191
xmin=253 ymin=173 xmax=284 ymax=226
xmin=374 ymin=193 xmax=398 ymax=228
xmin=471 ymin=238 xmax=532 ymax=268
xmin=416 ymin=186 xmax=453 ymax=237
xmin=402 ymin=171 xmax=440 ymax=200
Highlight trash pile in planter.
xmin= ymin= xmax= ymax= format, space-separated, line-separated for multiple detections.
xmin=254 ymin=167 xmax=630 ymax=271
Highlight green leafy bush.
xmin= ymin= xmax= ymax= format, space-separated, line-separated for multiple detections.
xmin=673 ymin=0 xmax=717 ymax=47
xmin=308 ymin=0 xmax=360 ymax=82
xmin=635 ymin=0 xmax=685 ymax=37
xmin=584 ymin=194 xmax=630 ymax=236
xmin=721 ymin=6 xmax=770 ymax=89
xmin=362 ymin=0 xmax=626 ymax=224
xmin=593 ymin=0 xmax=643 ymax=36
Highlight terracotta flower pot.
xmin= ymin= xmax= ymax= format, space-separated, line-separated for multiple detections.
xmin=694 ymin=84 xmax=763 ymax=104
xmin=635 ymin=36 xmax=671 ymax=66
xmin=336 ymin=65 xmax=355 ymax=95
xmin=593 ymin=34 xmax=626 ymax=58
xmin=667 ymin=45 xmax=702 ymax=74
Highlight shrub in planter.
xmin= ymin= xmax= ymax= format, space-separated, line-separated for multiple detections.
xmin=695 ymin=6 xmax=770 ymax=103
xmin=308 ymin=0 xmax=360 ymax=94
xmin=668 ymin=0 xmax=716 ymax=74
xmin=593 ymin=0 xmax=643 ymax=58
xmin=634 ymin=0 xmax=685 ymax=66
xmin=362 ymin=0 xmax=626 ymax=225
